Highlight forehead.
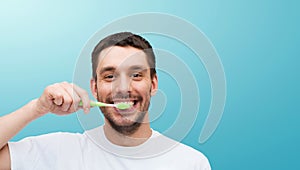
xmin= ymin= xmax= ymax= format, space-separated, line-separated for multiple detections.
xmin=97 ymin=46 xmax=149 ymax=71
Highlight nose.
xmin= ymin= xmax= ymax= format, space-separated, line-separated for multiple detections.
xmin=113 ymin=73 xmax=132 ymax=94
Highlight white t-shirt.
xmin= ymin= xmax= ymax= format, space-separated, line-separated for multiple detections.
xmin=8 ymin=126 xmax=211 ymax=170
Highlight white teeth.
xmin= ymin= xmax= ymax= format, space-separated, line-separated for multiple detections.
xmin=114 ymin=101 xmax=134 ymax=105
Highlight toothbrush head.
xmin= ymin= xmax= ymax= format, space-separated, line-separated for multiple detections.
xmin=115 ymin=102 xmax=133 ymax=110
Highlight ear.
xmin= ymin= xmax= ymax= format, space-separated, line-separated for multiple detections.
xmin=90 ymin=78 xmax=98 ymax=100
xmin=150 ymin=74 xmax=158 ymax=96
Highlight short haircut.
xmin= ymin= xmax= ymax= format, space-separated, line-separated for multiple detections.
xmin=91 ymin=32 xmax=156 ymax=79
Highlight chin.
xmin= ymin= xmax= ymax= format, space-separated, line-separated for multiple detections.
xmin=107 ymin=117 xmax=142 ymax=135
xmin=104 ymin=110 xmax=147 ymax=135
xmin=114 ymin=117 xmax=136 ymax=126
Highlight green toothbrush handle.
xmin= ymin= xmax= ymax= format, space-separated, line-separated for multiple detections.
xmin=90 ymin=101 xmax=106 ymax=107
xmin=79 ymin=101 xmax=106 ymax=107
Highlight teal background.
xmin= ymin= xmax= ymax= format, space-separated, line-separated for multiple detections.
xmin=0 ymin=0 xmax=299 ymax=169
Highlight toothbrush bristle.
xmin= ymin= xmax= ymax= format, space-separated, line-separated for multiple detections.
xmin=116 ymin=102 xmax=132 ymax=110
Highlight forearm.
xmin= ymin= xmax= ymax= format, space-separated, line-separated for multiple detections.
xmin=0 ymin=99 xmax=42 ymax=149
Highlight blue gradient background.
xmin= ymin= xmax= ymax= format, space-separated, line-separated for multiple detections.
xmin=0 ymin=0 xmax=299 ymax=169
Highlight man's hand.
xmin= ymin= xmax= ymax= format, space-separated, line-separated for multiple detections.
xmin=34 ymin=82 xmax=91 ymax=116
xmin=0 ymin=82 xmax=91 ymax=169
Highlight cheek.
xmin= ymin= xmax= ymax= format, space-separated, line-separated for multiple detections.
xmin=96 ymin=82 xmax=112 ymax=96
xmin=132 ymin=81 xmax=152 ymax=94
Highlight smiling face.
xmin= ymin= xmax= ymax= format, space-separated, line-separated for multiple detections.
xmin=91 ymin=46 xmax=158 ymax=135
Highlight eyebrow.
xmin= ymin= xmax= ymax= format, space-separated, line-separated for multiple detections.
xmin=98 ymin=65 xmax=148 ymax=75
xmin=99 ymin=66 xmax=116 ymax=75
xmin=129 ymin=65 xmax=148 ymax=71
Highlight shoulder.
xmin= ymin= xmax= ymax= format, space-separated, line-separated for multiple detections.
xmin=153 ymin=130 xmax=207 ymax=157
xmin=8 ymin=132 xmax=85 ymax=169
xmin=152 ymin=131 xmax=211 ymax=169
xmin=22 ymin=131 xmax=83 ymax=141
xmin=172 ymin=143 xmax=211 ymax=170
xmin=9 ymin=131 xmax=85 ymax=150
xmin=174 ymin=142 xmax=209 ymax=162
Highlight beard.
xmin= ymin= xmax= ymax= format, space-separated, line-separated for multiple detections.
xmin=106 ymin=111 xmax=147 ymax=135
xmin=96 ymin=91 xmax=150 ymax=135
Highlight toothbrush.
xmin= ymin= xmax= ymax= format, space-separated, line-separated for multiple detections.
xmin=79 ymin=101 xmax=133 ymax=110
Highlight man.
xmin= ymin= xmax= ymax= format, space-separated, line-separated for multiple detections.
xmin=0 ymin=32 xmax=211 ymax=169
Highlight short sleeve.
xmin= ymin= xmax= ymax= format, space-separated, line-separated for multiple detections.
xmin=8 ymin=132 xmax=63 ymax=170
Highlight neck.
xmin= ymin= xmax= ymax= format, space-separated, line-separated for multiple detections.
xmin=103 ymin=119 xmax=152 ymax=147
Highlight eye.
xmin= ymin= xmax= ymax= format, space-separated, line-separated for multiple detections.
xmin=106 ymin=75 xmax=114 ymax=78
xmin=132 ymin=73 xmax=140 ymax=77
xmin=131 ymin=72 xmax=143 ymax=80
xmin=104 ymin=74 xmax=116 ymax=81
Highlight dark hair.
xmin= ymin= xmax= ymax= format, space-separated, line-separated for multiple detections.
xmin=91 ymin=32 xmax=156 ymax=79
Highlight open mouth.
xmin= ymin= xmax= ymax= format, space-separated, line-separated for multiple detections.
xmin=111 ymin=99 xmax=138 ymax=112
xmin=113 ymin=100 xmax=136 ymax=106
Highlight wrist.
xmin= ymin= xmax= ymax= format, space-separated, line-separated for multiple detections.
xmin=28 ymin=99 xmax=48 ymax=119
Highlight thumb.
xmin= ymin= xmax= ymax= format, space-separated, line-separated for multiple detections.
xmin=53 ymin=96 xmax=63 ymax=106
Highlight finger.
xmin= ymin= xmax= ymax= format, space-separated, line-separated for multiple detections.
xmin=72 ymin=83 xmax=90 ymax=113
xmin=36 ymin=84 xmax=60 ymax=114
xmin=60 ymin=83 xmax=81 ymax=112
xmin=46 ymin=83 xmax=66 ymax=106
xmin=57 ymin=83 xmax=75 ymax=112
xmin=53 ymin=96 xmax=63 ymax=106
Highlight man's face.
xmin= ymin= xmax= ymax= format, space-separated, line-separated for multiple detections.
xmin=91 ymin=46 xmax=157 ymax=135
